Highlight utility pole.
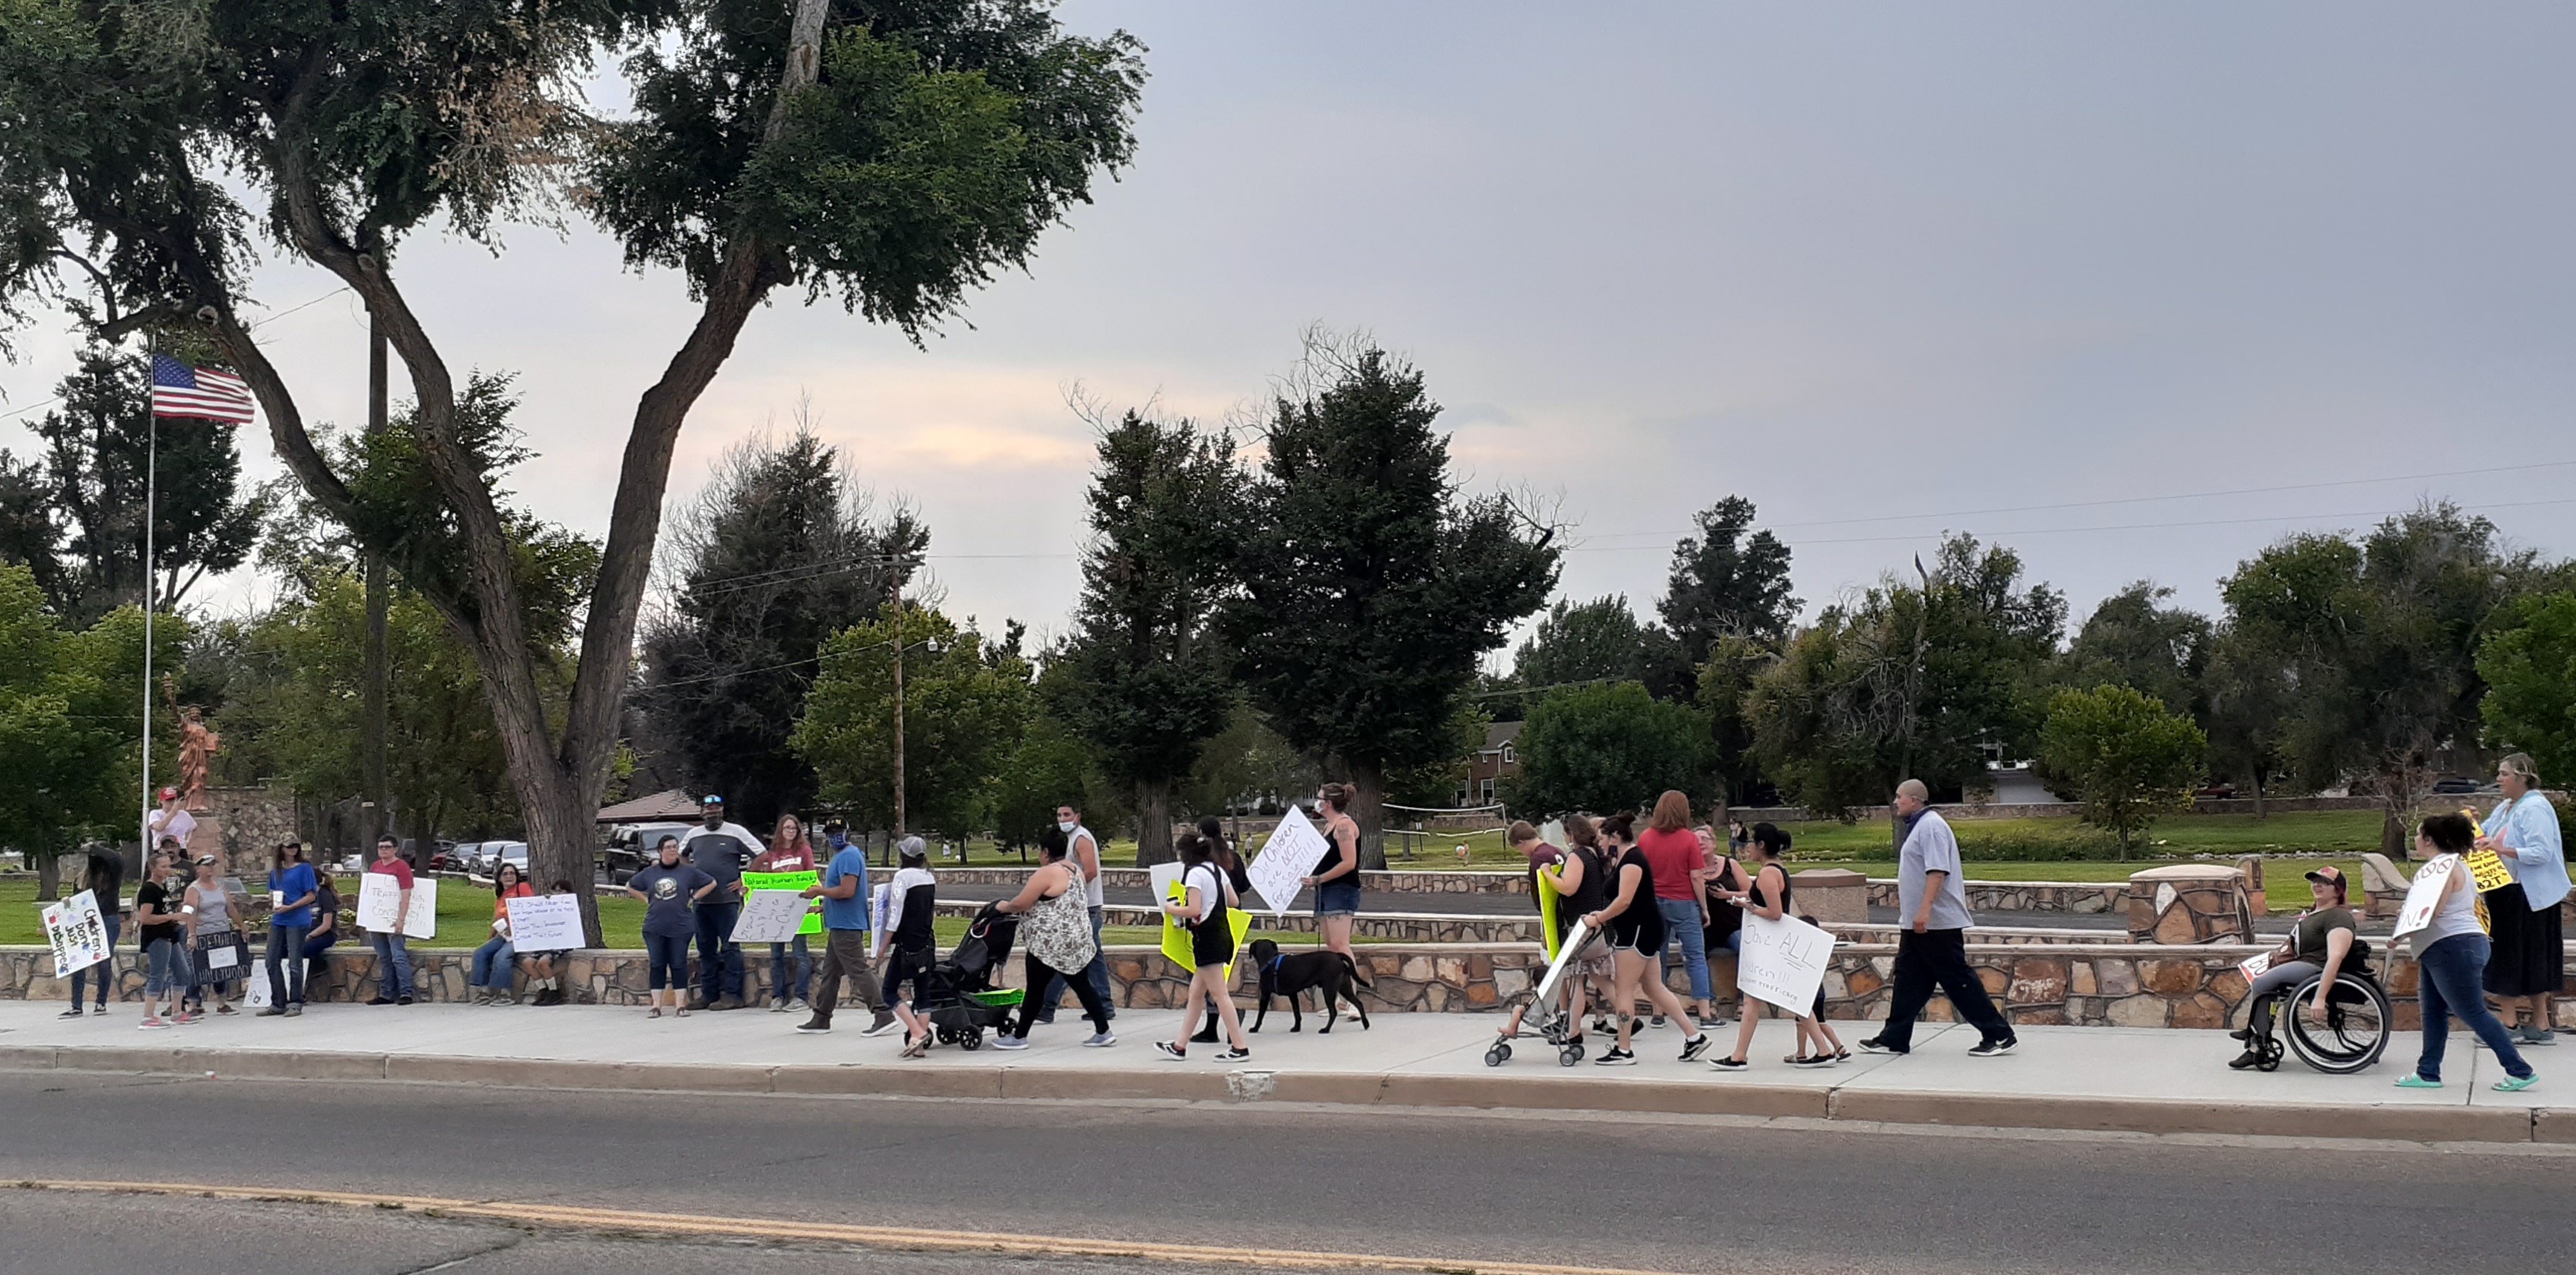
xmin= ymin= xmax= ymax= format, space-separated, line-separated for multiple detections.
xmin=360 ymin=318 xmax=391 ymax=854
xmin=891 ymin=596 xmax=906 ymax=840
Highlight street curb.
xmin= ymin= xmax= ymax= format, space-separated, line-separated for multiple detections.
xmin=6 ymin=1043 xmax=2555 ymax=1144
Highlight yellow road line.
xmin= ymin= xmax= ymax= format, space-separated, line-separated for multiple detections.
xmin=22 ymin=1179 xmax=1692 ymax=1275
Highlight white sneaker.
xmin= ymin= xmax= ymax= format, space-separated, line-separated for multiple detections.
xmin=991 ymin=1035 xmax=1028 ymax=1050
xmin=1083 ymin=1032 xmax=1117 ymax=1047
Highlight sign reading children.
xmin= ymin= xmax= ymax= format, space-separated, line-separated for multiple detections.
xmin=1246 ymin=806 xmax=1334 ymax=917
xmin=42 ymin=888 xmax=112 ymax=978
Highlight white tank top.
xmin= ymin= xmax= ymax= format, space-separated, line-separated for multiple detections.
xmin=1072 ymin=825 xmax=1104 ymax=908
xmin=2416 ymin=856 xmax=2487 ymax=948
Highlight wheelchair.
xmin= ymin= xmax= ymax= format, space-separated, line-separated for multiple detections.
xmin=2237 ymin=963 xmax=2392 ymax=1075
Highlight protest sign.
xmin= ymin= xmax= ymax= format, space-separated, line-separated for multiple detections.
xmin=2392 ymin=856 xmax=2463 ymax=939
xmin=1158 ymin=866 xmax=1252 ymax=978
xmin=243 ymin=959 xmax=277 ymax=1009
xmin=1246 ymin=806 xmax=1332 ymax=916
xmin=741 ymin=870 xmax=822 ymax=934
xmin=1737 ymin=912 xmax=1835 ymax=1016
xmin=2238 ymin=950 xmax=2273 ymax=981
xmin=505 ymin=893 xmax=586 ymax=951
xmin=357 ymin=873 xmax=437 ymax=937
xmin=41 ymin=888 xmax=112 ymax=978
xmin=730 ymin=889 xmax=815 ymax=944
xmin=2464 ymin=848 xmax=2515 ymax=893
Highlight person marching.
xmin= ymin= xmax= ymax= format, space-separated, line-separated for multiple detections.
xmin=795 ymin=829 xmax=897 ymax=1038
xmin=1300 ymin=784 xmax=1364 ymax=1023
xmin=1712 ymin=824 xmax=1844 ymax=1069
xmin=2477 ymin=753 xmax=2567 ymax=1047
xmin=750 ymin=815 xmax=821 ymax=1013
xmin=2399 ymin=814 xmax=2537 ymax=1091
xmin=1157 ymin=830 xmax=1252 ymax=1062
xmin=1031 ymin=802 xmax=1115 ymax=1027
xmin=1858 ymin=780 xmax=2016 ymax=1058
xmin=1498 ymin=821 xmax=1569 ymax=1044
xmin=874 ymin=837 xmax=940 ymax=1057
xmin=991 ymin=828 xmax=1117 ymax=1050
xmin=1187 ymin=816 xmax=1255 ymax=1044
xmin=1584 ymin=814 xmax=1714 ymax=1066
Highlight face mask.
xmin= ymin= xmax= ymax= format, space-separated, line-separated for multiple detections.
xmin=1057 ymin=820 xmax=1076 ymax=833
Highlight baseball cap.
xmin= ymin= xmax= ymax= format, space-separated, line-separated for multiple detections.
xmin=193 ymin=854 xmax=218 ymax=867
xmin=2303 ymin=865 xmax=2345 ymax=886
xmin=897 ymin=835 xmax=928 ymax=863
xmin=159 ymin=787 xmax=177 ymax=800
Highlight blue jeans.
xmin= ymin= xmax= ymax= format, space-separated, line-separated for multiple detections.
xmin=2416 ymin=932 xmax=2533 ymax=1082
xmin=644 ymin=931 xmax=690 ymax=990
xmin=265 ymin=922 xmax=309 ymax=1006
xmin=143 ymin=937 xmax=186 ymax=997
xmin=71 ymin=913 xmax=121 ymax=1008
xmin=369 ymin=931 xmax=413 ymax=999
xmin=471 ymin=936 xmax=517 ymax=991
xmin=768 ymin=934 xmax=812 ymax=1003
xmin=1656 ymin=897 xmax=1712 ymax=1003
xmin=301 ymin=930 xmax=339 ymax=997
xmin=1036 ymin=906 xmax=1117 ymax=1022
xmin=695 ymin=900 xmax=745 ymax=1003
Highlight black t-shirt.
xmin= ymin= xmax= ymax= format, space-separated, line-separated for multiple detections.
xmin=1608 ymin=848 xmax=1659 ymax=927
xmin=313 ymin=882 xmax=342 ymax=939
xmin=85 ymin=852 xmax=124 ymax=912
xmin=1566 ymin=845 xmax=1613 ymax=916
xmin=135 ymin=879 xmax=182 ymax=947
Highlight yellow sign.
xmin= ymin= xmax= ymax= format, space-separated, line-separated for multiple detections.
xmin=1534 ymin=863 xmax=1563 ymax=963
xmin=2464 ymin=849 xmax=2515 ymax=893
xmin=1161 ymin=877 xmax=1252 ymax=978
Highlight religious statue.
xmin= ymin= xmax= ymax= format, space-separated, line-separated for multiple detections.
xmin=164 ymin=674 xmax=220 ymax=813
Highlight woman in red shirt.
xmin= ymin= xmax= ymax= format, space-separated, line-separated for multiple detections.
xmin=1634 ymin=790 xmax=1716 ymax=1025
xmin=751 ymin=815 xmax=821 ymax=1011
xmin=473 ymin=862 xmax=536 ymax=1005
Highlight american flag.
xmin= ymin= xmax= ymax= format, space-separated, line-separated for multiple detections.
xmin=149 ymin=354 xmax=256 ymax=423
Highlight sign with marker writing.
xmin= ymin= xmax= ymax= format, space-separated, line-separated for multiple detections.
xmin=1246 ymin=806 xmax=1331 ymax=917
xmin=41 ymin=888 xmax=112 ymax=978
xmin=505 ymin=893 xmax=586 ymax=951
xmin=1737 ymin=912 xmax=1835 ymax=1016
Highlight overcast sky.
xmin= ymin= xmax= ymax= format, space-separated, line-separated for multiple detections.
xmin=6 ymin=2 xmax=2573 ymax=661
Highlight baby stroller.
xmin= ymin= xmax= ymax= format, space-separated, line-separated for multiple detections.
xmin=918 ymin=904 xmax=1023 ymax=1051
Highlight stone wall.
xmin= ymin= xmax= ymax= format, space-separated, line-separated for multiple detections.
xmin=928 ymin=901 xmax=1542 ymax=944
xmin=1864 ymin=879 xmax=2128 ymax=915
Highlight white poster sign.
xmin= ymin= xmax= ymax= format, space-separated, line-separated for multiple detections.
xmin=1148 ymin=861 xmax=1183 ymax=912
xmin=2391 ymin=856 xmax=2461 ymax=940
xmin=1737 ymin=912 xmax=1835 ymax=1016
xmin=2238 ymin=950 xmax=2273 ymax=981
xmin=41 ymin=888 xmax=112 ymax=978
xmin=505 ymin=893 xmax=586 ymax=951
xmin=356 ymin=872 xmax=437 ymax=937
xmin=1246 ymin=806 xmax=1334 ymax=916
xmin=730 ymin=889 xmax=812 ymax=944
xmin=1533 ymin=918 xmax=1594 ymax=1006
xmin=243 ymin=958 xmax=278 ymax=1009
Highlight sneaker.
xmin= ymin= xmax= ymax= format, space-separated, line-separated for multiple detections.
xmin=1190 ymin=1025 xmax=1220 ymax=1044
xmin=795 ymin=1017 xmax=833 ymax=1034
xmin=138 ymin=1016 xmax=167 ymax=1029
xmin=2517 ymin=1027 xmax=2558 ymax=1047
xmin=2494 ymin=1073 xmax=2540 ymax=1092
xmin=1710 ymin=1055 xmax=1748 ymax=1070
xmin=172 ymin=1011 xmax=200 ymax=1025
xmin=1217 ymin=1047 xmax=1251 ymax=1062
xmin=397 ymin=995 xmax=414 ymax=1006
xmin=2228 ymin=1048 xmax=2263 ymax=1070
xmin=1857 ymin=1037 xmax=1905 ymax=1056
xmin=1649 ymin=1015 xmax=1667 ymax=1029
xmin=368 ymin=996 xmax=394 ymax=1006
xmin=1083 ymin=1032 xmax=1117 ymax=1047
xmin=284 ymin=1004 xmax=303 ymax=1017
xmin=991 ymin=1035 xmax=1029 ymax=1050
xmin=1679 ymin=1032 xmax=1714 ymax=1063
xmin=1967 ymin=1038 xmax=2018 ymax=1058
xmin=1790 ymin=1054 xmax=1836 ymax=1068
xmin=768 ymin=998 xmax=790 ymax=1013
xmin=1594 ymin=1047 xmax=1636 ymax=1066
xmin=256 ymin=1007 xmax=287 ymax=1018
xmin=860 ymin=1011 xmax=900 ymax=1038
xmin=710 ymin=997 xmax=746 ymax=1012
xmin=215 ymin=1003 xmax=236 ymax=1015
xmin=688 ymin=996 xmax=712 ymax=1012
xmin=57 ymin=1006 xmax=83 ymax=1019
xmin=1154 ymin=1041 xmax=1187 ymax=1061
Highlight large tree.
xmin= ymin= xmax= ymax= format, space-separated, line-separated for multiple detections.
xmin=1225 ymin=341 xmax=1561 ymax=867
xmin=1050 ymin=410 xmax=1244 ymax=865
xmin=1509 ymin=594 xmax=1687 ymax=702
xmin=2059 ymin=580 xmax=2212 ymax=727
xmin=0 ymin=564 xmax=178 ymax=899
xmin=2035 ymin=683 xmax=2207 ymax=857
xmin=794 ymin=602 xmax=1033 ymax=839
xmin=637 ymin=426 xmax=924 ymax=829
xmin=0 ymin=0 xmax=1143 ymax=936
xmin=2477 ymin=591 xmax=2576 ymax=792
xmin=1660 ymin=495 xmax=1798 ymax=664
xmin=1503 ymin=681 xmax=1708 ymax=819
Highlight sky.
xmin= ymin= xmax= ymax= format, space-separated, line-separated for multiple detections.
xmin=5 ymin=2 xmax=2574 ymax=663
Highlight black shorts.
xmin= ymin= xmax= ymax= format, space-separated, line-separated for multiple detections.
xmin=1607 ymin=910 xmax=1664 ymax=955
xmin=882 ymin=948 xmax=932 ymax=1002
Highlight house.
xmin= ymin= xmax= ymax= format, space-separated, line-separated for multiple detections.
xmin=1457 ymin=721 xmax=1525 ymax=809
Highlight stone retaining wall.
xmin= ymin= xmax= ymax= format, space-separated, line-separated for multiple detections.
xmin=1864 ymin=879 xmax=2128 ymax=914
xmin=927 ymin=900 xmax=1541 ymax=944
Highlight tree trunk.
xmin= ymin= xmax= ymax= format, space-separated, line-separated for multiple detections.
xmin=1349 ymin=761 xmax=1388 ymax=871
xmin=2381 ymin=806 xmax=2406 ymax=860
xmin=1133 ymin=777 xmax=1174 ymax=866
xmin=35 ymin=846 xmax=61 ymax=903
xmin=2251 ymin=771 xmax=2266 ymax=821
xmin=520 ymin=770 xmax=602 ymax=946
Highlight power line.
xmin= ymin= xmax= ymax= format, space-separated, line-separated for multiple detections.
xmin=1 ymin=287 xmax=352 ymax=422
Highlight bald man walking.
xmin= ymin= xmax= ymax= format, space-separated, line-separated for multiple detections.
xmin=1858 ymin=780 xmax=2018 ymax=1057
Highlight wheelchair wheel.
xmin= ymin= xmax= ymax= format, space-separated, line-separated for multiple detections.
xmin=2282 ymin=972 xmax=2390 ymax=1075
xmin=2254 ymin=1035 xmax=2284 ymax=1072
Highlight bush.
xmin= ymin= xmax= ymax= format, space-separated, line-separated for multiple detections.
xmin=1802 ymin=824 xmax=2122 ymax=862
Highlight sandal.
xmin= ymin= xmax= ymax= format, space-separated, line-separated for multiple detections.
xmin=676 ymin=1006 xmax=690 ymax=1019
xmin=902 ymin=1035 xmax=929 ymax=1058
xmin=647 ymin=1007 xmax=662 ymax=1019
xmin=1786 ymin=1054 xmax=1820 ymax=1066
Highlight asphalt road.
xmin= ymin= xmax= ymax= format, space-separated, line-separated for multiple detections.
xmin=2 ymin=1069 xmax=2569 ymax=1275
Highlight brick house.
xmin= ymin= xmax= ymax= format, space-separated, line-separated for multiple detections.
xmin=1456 ymin=721 xmax=1524 ymax=809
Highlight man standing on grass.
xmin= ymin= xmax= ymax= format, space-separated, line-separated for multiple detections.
xmin=684 ymin=795 xmax=765 ymax=1011
xmin=793 ymin=827 xmax=898 ymax=1037
xmin=1859 ymin=779 xmax=2018 ymax=1058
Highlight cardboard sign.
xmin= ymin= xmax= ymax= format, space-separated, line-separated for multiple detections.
xmin=355 ymin=872 xmax=436 ymax=938
xmin=2392 ymin=856 xmax=2462 ymax=940
xmin=40 ymin=888 xmax=112 ymax=978
xmin=730 ymin=889 xmax=815 ymax=944
xmin=2238 ymin=950 xmax=2274 ymax=981
xmin=2464 ymin=848 xmax=2515 ymax=893
xmin=741 ymin=870 xmax=823 ymax=934
xmin=1159 ymin=868 xmax=1252 ymax=977
xmin=1737 ymin=912 xmax=1835 ymax=1016
xmin=504 ymin=893 xmax=585 ymax=951
xmin=1246 ymin=806 xmax=1334 ymax=917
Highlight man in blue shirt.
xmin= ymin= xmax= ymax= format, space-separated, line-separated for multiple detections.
xmin=796 ymin=824 xmax=897 ymax=1036
xmin=259 ymin=840 xmax=321 ymax=1018
xmin=1858 ymin=779 xmax=2016 ymax=1058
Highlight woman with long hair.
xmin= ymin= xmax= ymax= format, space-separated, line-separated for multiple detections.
xmin=1635 ymin=790 xmax=1715 ymax=1025
xmin=1583 ymin=814 xmax=1712 ymax=1066
xmin=2399 ymin=813 xmax=2536 ymax=1091
xmin=1712 ymin=824 xmax=1843 ymax=1069
xmin=471 ymin=862 xmax=536 ymax=1005
xmin=1158 ymin=830 xmax=1252 ymax=1062
xmin=1302 ymin=783 xmax=1363 ymax=1014
xmin=750 ymin=814 xmax=822 ymax=1013
xmin=1557 ymin=814 xmax=1616 ymax=1040
xmin=258 ymin=840 xmax=319 ymax=1017
xmin=1189 ymin=816 xmax=1252 ymax=1044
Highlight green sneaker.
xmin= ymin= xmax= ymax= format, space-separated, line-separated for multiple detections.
xmin=2393 ymin=1074 xmax=2443 ymax=1089
xmin=2493 ymin=1073 xmax=2540 ymax=1093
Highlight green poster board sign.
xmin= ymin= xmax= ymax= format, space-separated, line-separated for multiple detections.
xmin=741 ymin=870 xmax=822 ymax=935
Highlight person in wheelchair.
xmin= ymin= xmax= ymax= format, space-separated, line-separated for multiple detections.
xmin=2231 ymin=865 xmax=2362 ymax=1070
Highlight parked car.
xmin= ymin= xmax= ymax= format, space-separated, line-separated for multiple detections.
xmin=2193 ymin=783 xmax=2235 ymax=799
xmin=2431 ymin=777 xmax=2483 ymax=795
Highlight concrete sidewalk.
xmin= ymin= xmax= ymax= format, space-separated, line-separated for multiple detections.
xmin=1 ymin=1001 xmax=2565 ymax=1145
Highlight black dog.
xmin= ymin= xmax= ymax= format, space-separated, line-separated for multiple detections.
xmin=1246 ymin=938 xmax=1372 ymax=1034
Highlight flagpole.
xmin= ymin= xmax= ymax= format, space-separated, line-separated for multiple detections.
xmin=139 ymin=336 xmax=158 ymax=851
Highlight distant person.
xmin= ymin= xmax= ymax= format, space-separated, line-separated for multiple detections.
xmin=1156 ymin=830 xmax=1252 ymax=1062
xmin=259 ymin=840 xmax=319 ymax=1017
xmin=1300 ymin=783 xmax=1364 ymax=1018
xmin=473 ymin=862 xmax=535 ymax=1005
xmin=1713 ymin=824 xmax=1843 ymax=1069
xmin=750 ymin=815 xmax=821 ymax=1013
xmin=2400 ymin=813 xmax=2537 ymax=1091
xmin=303 ymin=869 xmax=344 ymax=1000
xmin=2229 ymin=865 xmax=2360 ymax=1069
xmin=1582 ymin=814 xmax=1712 ymax=1066
xmin=520 ymin=879 xmax=577 ymax=1006
xmin=1031 ymin=802 xmax=1114 ymax=1027
xmin=144 ymin=787 xmax=195 ymax=856
xmin=683 ymin=795 xmax=764 ymax=1011
xmin=363 ymin=834 xmax=416 ymax=1006
xmin=627 ymin=836 xmax=715 ymax=1019
xmin=991 ymin=831 xmax=1117 ymax=1050
xmin=1636 ymin=790 xmax=1716 ymax=1026
xmin=182 ymin=854 xmax=247 ymax=1016
xmin=1858 ymin=780 xmax=2016 ymax=1058
xmin=795 ymin=825 xmax=897 ymax=1037
xmin=2478 ymin=753 xmax=2566 ymax=1047
xmin=133 ymin=852 xmax=190 ymax=1028
xmin=1697 ymin=823 xmax=1748 ymax=1019
xmin=874 ymin=837 xmax=940 ymax=1057
xmin=63 ymin=845 xmax=126 ymax=1018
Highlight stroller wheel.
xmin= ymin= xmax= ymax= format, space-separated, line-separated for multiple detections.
xmin=1485 ymin=1042 xmax=1510 ymax=1067
xmin=935 ymin=1026 xmax=957 ymax=1045
xmin=1560 ymin=1043 xmax=1582 ymax=1066
xmin=960 ymin=1029 xmax=983 ymax=1051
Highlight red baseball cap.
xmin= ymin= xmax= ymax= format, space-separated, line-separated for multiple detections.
xmin=159 ymin=787 xmax=177 ymax=800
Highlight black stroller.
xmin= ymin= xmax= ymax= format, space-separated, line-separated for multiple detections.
xmin=918 ymin=904 xmax=1023 ymax=1050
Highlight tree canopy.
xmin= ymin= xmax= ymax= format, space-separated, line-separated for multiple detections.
xmin=794 ymin=602 xmax=1033 ymax=837
xmin=1509 ymin=595 xmax=1686 ymax=702
xmin=1504 ymin=681 xmax=1708 ymax=818
xmin=1660 ymin=495 xmax=1798 ymax=661
xmin=2035 ymin=683 xmax=2206 ymax=856
xmin=2478 ymin=590 xmax=2576 ymax=788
